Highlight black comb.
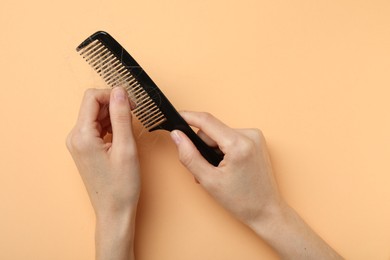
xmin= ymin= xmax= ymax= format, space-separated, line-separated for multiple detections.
xmin=76 ymin=31 xmax=223 ymax=166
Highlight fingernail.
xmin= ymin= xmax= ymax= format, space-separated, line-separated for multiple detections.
xmin=170 ymin=130 xmax=181 ymax=145
xmin=113 ymin=87 xmax=126 ymax=102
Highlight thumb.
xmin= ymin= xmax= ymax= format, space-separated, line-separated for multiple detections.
xmin=170 ymin=130 xmax=214 ymax=182
xmin=109 ymin=87 xmax=135 ymax=153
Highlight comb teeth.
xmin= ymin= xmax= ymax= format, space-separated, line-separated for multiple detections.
xmin=78 ymin=39 xmax=167 ymax=130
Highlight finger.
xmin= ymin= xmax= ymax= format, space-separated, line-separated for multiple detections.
xmin=170 ymin=130 xmax=215 ymax=181
xmin=197 ymin=129 xmax=218 ymax=147
xmin=101 ymin=121 xmax=113 ymax=138
xmin=180 ymin=111 xmax=238 ymax=152
xmin=97 ymin=104 xmax=110 ymax=121
xmin=109 ymin=87 xmax=136 ymax=153
xmin=129 ymin=99 xmax=137 ymax=110
xmin=100 ymin=116 xmax=111 ymax=130
xmin=77 ymin=89 xmax=111 ymax=126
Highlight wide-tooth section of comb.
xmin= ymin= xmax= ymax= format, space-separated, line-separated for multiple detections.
xmin=78 ymin=39 xmax=167 ymax=130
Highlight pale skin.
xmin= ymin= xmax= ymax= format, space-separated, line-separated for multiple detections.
xmin=67 ymin=87 xmax=343 ymax=260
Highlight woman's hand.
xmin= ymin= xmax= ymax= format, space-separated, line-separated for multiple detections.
xmin=170 ymin=111 xmax=280 ymax=224
xmin=170 ymin=111 xmax=342 ymax=259
xmin=67 ymin=87 xmax=139 ymax=260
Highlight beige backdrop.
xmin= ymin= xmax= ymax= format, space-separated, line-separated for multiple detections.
xmin=1 ymin=0 xmax=389 ymax=259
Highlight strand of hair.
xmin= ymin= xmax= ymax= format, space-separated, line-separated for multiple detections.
xmin=140 ymin=110 xmax=163 ymax=124
xmin=133 ymin=99 xmax=154 ymax=114
xmin=144 ymin=115 xmax=166 ymax=129
xmin=138 ymin=106 xmax=161 ymax=121
xmin=134 ymin=101 xmax=156 ymax=117
xmin=142 ymin=113 xmax=164 ymax=126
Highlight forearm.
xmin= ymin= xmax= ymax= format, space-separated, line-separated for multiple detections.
xmin=95 ymin=207 xmax=137 ymax=260
xmin=247 ymin=202 xmax=342 ymax=260
xmin=170 ymin=112 xmax=342 ymax=258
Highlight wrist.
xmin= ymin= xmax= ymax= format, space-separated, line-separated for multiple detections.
xmin=96 ymin=202 xmax=137 ymax=220
xmin=95 ymin=206 xmax=138 ymax=260
xmin=246 ymin=201 xmax=342 ymax=259
xmin=245 ymin=199 xmax=291 ymax=237
xmin=93 ymin=193 xmax=140 ymax=220
xmin=96 ymin=204 xmax=138 ymax=235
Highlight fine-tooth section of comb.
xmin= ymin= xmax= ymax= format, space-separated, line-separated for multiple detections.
xmin=76 ymin=31 xmax=224 ymax=166
xmin=78 ymin=37 xmax=167 ymax=130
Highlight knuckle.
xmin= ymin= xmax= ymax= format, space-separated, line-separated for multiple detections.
xmin=197 ymin=112 xmax=217 ymax=129
xmin=179 ymin=152 xmax=192 ymax=167
xmin=239 ymin=137 xmax=255 ymax=155
xmin=66 ymin=128 xmax=92 ymax=154
xmin=199 ymin=112 xmax=214 ymax=123
xmin=84 ymin=88 xmax=97 ymax=99
xmin=230 ymin=134 xmax=256 ymax=161
xmin=179 ymin=150 xmax=195 ymax=168
xmin=111 ymin=113 xmax=130 ymax=124
xmin=248 ymin=128 xmax=265 ymax=144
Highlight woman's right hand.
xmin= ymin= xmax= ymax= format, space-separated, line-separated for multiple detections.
xmin=170 ymin=111 xmax=342 ymax=260
xmin=170 ymin=111 xmax=282 ymax=225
